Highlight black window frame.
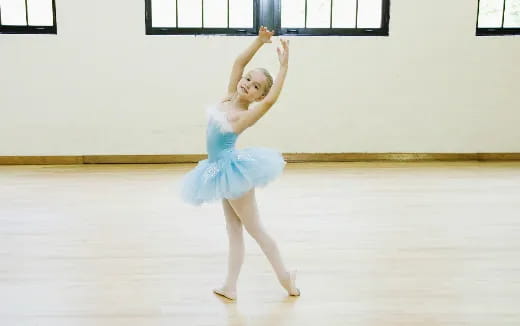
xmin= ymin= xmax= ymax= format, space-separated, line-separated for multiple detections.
xmin=0 ymin=0 xmax=57 ymax=34
xmin=476 ymin=0 xmax=520 ymax=36
xmin=145 ymin=0 xmax=390 ymax=36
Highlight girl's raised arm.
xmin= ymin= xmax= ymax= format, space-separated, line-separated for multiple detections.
xmin=236 ymin=39 xmax=290 ymax=132
xmin=262 ymin=39 xmax=289 ymax=104
xmin=227 ymin=26 xmax=274 ymax=95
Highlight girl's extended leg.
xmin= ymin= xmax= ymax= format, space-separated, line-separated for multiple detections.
xmin=214 ymin=198 xmax=245 ymax=300
xmin=228 ymin=188 xmax=299 ymax=295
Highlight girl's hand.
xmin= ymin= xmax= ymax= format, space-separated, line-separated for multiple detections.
xmin=257 ymin=26 xmax=274 ymax=43
xmin=277 ymin=39 xmax=289 ymax=67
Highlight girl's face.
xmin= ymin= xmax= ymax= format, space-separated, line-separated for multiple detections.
xmin=237 ymin=70 xmax=268 ymax=102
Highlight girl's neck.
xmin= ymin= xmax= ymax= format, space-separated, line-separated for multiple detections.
xmin=228 ymin=93 xmax=251 ymax=110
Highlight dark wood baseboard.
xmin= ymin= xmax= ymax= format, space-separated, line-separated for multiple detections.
xmin=1 ymin=153 xmax=519 ymax=165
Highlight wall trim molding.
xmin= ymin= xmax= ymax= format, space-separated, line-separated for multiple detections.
xmin=1 ymin=153 xmax=519 ymax=165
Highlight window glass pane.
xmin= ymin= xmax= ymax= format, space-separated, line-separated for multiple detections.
xmin=281 ymin=0 xmax=305 ymax=28
xmin=204 ymin=0 xmax=227 ymax=28
xmin=229 ymin=0 xmax=252 ymax=28
xmin=152 ymin=0 xmax=176 ymax=27
xmin=307 ymin=0 xmax=331 ymax=28
xmin=0 ymin=0 xmax=27 ymax=25
xmin=357 ymin=0 xmax=382 ymax=28
xmin=478 ymin=0 xmax=505 ymax=27
xmin=178 ymin=0 xmax=201 ymax=28
xmin=332 ymin=0 xmax=356 ymax=28
xmin=26 ymin=0 xmax=53 ymax=26
xmin=504 ymin=0 xmax=520 ymax=27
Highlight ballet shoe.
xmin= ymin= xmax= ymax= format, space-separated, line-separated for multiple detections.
xmin=213 ymin=287 xmax=237 ymax=300
xmin=288 ymin=270 xmax=301 ymax=296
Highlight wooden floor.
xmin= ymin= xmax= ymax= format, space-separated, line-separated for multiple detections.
xmin=1 ymin=161 xmax=519 ymax=326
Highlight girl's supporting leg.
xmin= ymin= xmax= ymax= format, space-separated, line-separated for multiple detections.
xmin=214 ymin=198 xmax=245 ymax=300
xmin=228 ymin=188 xmax=298 ymax=295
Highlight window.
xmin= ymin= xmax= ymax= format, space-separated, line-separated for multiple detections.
xmin=0 ymin=0 xmax=56 ymax=34
xmin=277 ymin=0 xmax=390 ymax=36
xmin=477 ymin=0 xmax=520 ymax=35
xmin=145 ymin=0 xmax=259 ymax=35
xmin=145 ymin=0 xmax=390 ymax=36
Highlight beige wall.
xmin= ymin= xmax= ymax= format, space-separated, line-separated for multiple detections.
xmin=1 ymin=0 xmax=518 ymax=155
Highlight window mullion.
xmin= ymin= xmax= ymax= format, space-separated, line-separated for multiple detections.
xmin=330 ymin=0 xmax=333 ymax=29
xmin=355 ymin=0 xmax=359 ymax=28
xmin=501 ymin=0 xmax=507 ymax=28
xmin=25 ymin=0 xmax=29 ymax=26
xmin=272 ymin=0 xmax=281 ymax=34
xmin=259 ymin=0 xmax=274 ymax=32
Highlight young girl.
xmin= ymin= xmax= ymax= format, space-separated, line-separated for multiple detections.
xmin=180 ymin=26 xmax=300 ymax=300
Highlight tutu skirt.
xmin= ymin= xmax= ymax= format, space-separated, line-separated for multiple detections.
xmin=180 ymin=147 xmax=286 ymax=205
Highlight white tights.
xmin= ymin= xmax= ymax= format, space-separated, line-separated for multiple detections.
xmin=220 ymin=188 xmax=290 ymax=293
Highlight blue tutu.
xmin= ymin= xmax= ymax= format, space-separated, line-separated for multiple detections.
xmin=180 ymin=105 xmax=286 ymax=205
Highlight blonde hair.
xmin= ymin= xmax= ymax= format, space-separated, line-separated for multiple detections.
xmin=255 ymin=68 xmax=273 ymax=96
